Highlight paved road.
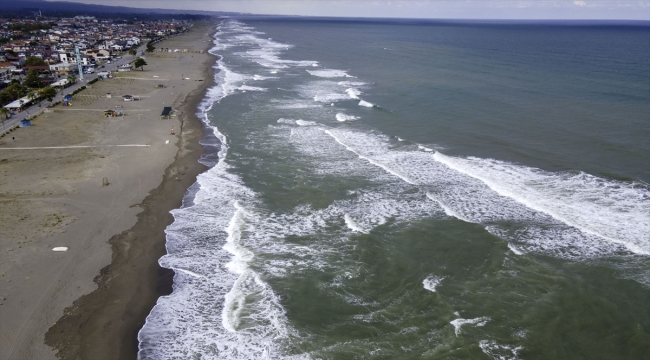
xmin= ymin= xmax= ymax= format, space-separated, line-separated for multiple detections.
xmin=0 ymin=50 xmax=143 ymax=135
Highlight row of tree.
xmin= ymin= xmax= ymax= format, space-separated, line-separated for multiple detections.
xmin=7 ymin=22 xmax=55 ymax=32
xmin=0 ymin=82 xmax=59 ymax=106
xmin=1 ymin=70 xmax=76 ymax=106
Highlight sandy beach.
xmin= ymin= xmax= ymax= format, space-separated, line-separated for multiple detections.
xmin=0 ymin=21 xmax=217 ymax=360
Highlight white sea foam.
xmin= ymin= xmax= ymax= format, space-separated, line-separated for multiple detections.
xmin=296 ymin=120 xmax=318 ymax=126
xmin=344 ymin=214 xmax=369 ymax=234
xmin=507 ymin=242 xmax=525 ymax=255
xmin=277 ymin=118 xmax=295 ymax=125
xmin=323 ymin=129 xmax=418 ymax=185
xmin=239 ymin=85 xmax=267 ymax=92
xmin=273 ymin=100 xmax=323 ymax=109
xmin=359 ymin=100 xmax=375 ymax=107
xmin=295 ymin=127 xmax=648 ymax=261
xmin=423 ymin=275 xmax=445 ymax=292
xmin=307 ymin=69 xmax=354 ymax=78
xmin=253 ymin=74 xmax=278 ymax=80
xmin=336 ymin=113 xmax=359 ymax=122
xmin=432 ymin=152 xmax=650 ymax=255
xmin=450 ymin=317 xmax=490 ymax=336
xmin=338 ymin=81 xmax=366 ymax=87
xmin=345 ymin=88 xmax=361 ymax=99
xmin=418 ymin=145 xmax=434 ymax=152
xmin=479 ymin=340 xmax=524 ymax=360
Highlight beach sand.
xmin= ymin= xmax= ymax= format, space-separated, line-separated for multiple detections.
xmin=0 ymin=21 xmax=217 ymax=360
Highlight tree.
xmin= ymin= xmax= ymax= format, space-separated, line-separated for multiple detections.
xmin=27 ymin=91 xmax=38 ymax=107
xmin=24 ymin=69 xmax=44 ymax=88
xmin=128 ymin=48 xmax=137 ymax=56
xmin=25 ymin=56 xmax=47 ymax=66
xmin=67 ymin=73 xmax=77 ymax=85
xmin=134 ymin=57 xmax=147 ymax=71
xmin=146 ymin=42 xmax=155 ymax=53
xmin=39 ymin=86 xmax=57 ymax=102
xmin=0 ymin=82 xmax=28 ymax=104
xmin=0 ymin=107 xmax=9 ymax=128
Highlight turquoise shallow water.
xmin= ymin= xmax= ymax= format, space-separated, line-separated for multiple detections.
xmin=137 ymin=19 xmax=650 ymax=359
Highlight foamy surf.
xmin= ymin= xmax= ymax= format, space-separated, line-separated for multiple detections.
xmin=432 ymin=151 xmax=650 ymax=256
xmin=423 ymin=275 xmax=445 ymax=292
xmin=138 ymin=19 xmax=300 ymax=360
xmin=336 ymin=113 xmax=359 ymax=122
xmin=450 ymin=317 xmax=490 ymax=336
xmin=307 ymin=69 xmax=354 ymax=78
xmin=344 ymin=214 xmax=370 ymax=234
xmin=345 ymin=88 xmax=361 ymax=99
xmin=479 ymin=340 xmax=524 ymax=360
xmin=359 ymin=100 xmax=374 ymax=107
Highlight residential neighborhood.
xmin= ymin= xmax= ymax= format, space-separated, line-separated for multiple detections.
xmin=0 ymin=14 xmax=189 ymax=116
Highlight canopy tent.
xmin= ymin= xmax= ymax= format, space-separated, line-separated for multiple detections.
xmin=160 ymin=106 xmax=172 ymax=119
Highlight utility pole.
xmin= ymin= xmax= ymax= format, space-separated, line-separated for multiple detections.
xmin=75 ymin=46 xmax=84 ymax=80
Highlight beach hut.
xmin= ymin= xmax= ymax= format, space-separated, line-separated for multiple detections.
xmin=160 ymin=107 xmax=172 ymax=119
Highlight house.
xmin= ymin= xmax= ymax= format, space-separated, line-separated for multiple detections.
xmin=0 ymin=62 xmax=16 ymax=81
xmin=86 ymin=49 xmax=111 ymax=60
xmin=50 ymin=62 xmax=75 ymax=72
xmin=24 ymin=65 xmax=51 ymax=72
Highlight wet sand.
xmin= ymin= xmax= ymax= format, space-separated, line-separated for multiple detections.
xmin=0 ymin=20 xmax=217 ymax=360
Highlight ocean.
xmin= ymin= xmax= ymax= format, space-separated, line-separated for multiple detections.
xmin=137 ymin=18 xmax=650 ymax=359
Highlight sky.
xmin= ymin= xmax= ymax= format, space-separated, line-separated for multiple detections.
xmin=52 ymin=0 xmax=650 ymax=20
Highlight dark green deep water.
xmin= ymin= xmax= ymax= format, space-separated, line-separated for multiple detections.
xmin=137 ymin=19 xmax=650 ymax=359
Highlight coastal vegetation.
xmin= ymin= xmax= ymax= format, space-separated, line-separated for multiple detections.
xmin=23 ymin=69 xmax=44 ymax=88
xmin=134 ymin=57 xmax=147 ymax=71
xmin=24 ymin=56 xmax=48 ymax=67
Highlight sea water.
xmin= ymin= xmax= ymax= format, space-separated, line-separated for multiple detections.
xmin=138 ymin=18 xmax=650 ymax=359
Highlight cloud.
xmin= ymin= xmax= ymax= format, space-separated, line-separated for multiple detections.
xmin=574 ymin=0 xmax=587 ymax=6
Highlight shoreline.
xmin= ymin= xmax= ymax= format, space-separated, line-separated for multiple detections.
xmin=38 ymin=21 xmax=218 ymax=359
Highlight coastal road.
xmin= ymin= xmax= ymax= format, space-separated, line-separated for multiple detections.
xmin=0 ymin=49 xmax=144 ymax=135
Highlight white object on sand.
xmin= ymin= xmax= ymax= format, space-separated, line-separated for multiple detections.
xmin=165 ymin=140 xmax=170 ymax=144
xmin=52 ymin=247 xmax=68 ymax=252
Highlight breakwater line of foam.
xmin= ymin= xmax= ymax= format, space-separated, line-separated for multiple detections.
xmin=432 ymin=151 xmax=650 ymax=255
xmin=323 ymin=129 xmax=417 ymax=185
